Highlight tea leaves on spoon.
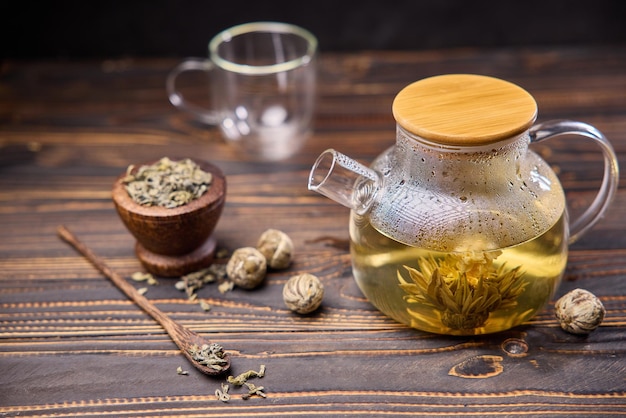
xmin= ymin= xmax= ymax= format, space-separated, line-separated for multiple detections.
xmin=188 ymin=343 xmax=229 ymax=372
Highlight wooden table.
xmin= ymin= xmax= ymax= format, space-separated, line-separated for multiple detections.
xmin=1 ymin=47 xmax=625 ymax=417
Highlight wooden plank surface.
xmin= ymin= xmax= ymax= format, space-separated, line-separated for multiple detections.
xmin=1 ymin=47 xmax=626 ymax=417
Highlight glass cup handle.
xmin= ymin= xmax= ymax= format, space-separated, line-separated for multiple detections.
xmin=166 ymin=59 xmax=220 ymax=124
xmin=530 ymin=120 xmax=619 ymax=244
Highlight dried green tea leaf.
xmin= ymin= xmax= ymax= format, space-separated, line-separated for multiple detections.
xmin=218 ymin=280 xmax=235 ymax=294
xmin=131 ymin=271 xmax=158 ymax=285
xmin=242 ymin=382 xmax=267 ymax=400
xmin=123 ymin=157 xmax=213 ymax=208
xmin=187 ymin=343 xmax=228 ymax=372
xmin=227 ymin=364 xmax=266 ymax=386
xmin=176 ymin=264 xmax=227 ymax=302
xmin=215 ymin=383 xmax=230 ymax=402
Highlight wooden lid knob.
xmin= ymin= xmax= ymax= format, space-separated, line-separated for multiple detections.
xmin=392 ymin=74 xmax=537 ymax=146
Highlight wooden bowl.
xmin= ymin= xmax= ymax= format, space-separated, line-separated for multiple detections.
xmin=112 ymin=159 xmax=226 ymax=277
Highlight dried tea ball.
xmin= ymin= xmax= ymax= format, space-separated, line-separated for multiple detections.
xmin=226 ymin=247 xmax=267 ymax=289
xmin=257 ymin=229 xmax=293 ymax=270
xmin=283 ymin=273 xmax=324 ymax=314
xmin=555 ymin=288 xmax=605 ymax=335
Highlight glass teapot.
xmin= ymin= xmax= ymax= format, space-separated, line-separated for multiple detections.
xmin=308 ymin=74 xmax=619 ymax=335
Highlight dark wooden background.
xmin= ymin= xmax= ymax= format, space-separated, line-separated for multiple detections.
xmin=1 ymin=36 xmax=626 ymax=418
xmin=3 ymin=0 xmax=626 ymax=58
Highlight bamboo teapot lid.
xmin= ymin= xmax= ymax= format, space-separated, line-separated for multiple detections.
xmin=392 ymin=74 xmax=537 ymax=146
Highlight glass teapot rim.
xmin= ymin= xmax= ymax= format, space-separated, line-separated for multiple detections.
xmin=395 ymin=125 xmax=531 ymax=153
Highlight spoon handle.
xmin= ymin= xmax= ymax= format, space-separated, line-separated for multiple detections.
xmin=57 ymin=225 xmax=175 ymax=327
xmin=58 ymin=225 xmax=231 ymax=376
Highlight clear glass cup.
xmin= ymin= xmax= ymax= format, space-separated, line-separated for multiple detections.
xmin=167 ymin=22 xmax=318 ymax=161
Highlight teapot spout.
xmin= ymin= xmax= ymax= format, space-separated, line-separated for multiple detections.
xmin=308 ymin=149 xmax=381 ymax=215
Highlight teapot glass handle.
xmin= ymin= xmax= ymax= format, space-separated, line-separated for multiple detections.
xmin=530 ymin=120 xmax=619 ymax=244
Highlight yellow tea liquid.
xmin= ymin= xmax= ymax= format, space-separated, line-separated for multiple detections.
xmin=350 ymin=212 xmax=567 ymax=335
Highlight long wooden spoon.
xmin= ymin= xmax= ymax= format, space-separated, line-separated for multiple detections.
xmin=57 ymin=225 xmax=231 ymax=376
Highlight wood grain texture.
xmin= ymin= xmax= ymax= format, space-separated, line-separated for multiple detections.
xmin=1 ymin=47 xmax=626 ymax=417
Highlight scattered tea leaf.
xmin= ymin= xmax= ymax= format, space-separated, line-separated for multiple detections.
xmin=131 ymin=271 xmax=158 ymax=285
xmin=218 ymin=280 xmax=235 ymax=294
xmin=228 ymin=364 xmax=266 ymax=386
xmin=215 ymin=383 xmax=230 ymax=402
xmin=176 ymin=264 xmax=227 ymax=302
xmin=242 ymin=382 xmax=267 ymax=400
xmin=200 ymin=299 xmax=211 ymax=312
